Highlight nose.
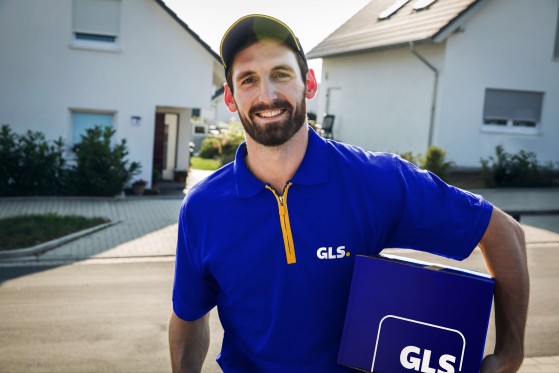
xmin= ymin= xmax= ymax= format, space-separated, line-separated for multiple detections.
xmin=258 ymin=78 xmax=279 ymax=103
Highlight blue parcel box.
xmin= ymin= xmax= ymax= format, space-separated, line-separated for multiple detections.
xmin=338 ymin=254 xmax=495 ymax=373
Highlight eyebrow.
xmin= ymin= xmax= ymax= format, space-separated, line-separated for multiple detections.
xmin=235 ymin=64 xmax=297 ymax=83
xmin=235 ymin=70 xmax=255 ymax=83
xmin=272 ymin=64 xmax=296 ymax=74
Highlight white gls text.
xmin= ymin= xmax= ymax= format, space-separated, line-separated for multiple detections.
xmin=400 ymin=346 xmax=456 ymax=373
xmin=316 ymin=246 xmax=349 ymax=259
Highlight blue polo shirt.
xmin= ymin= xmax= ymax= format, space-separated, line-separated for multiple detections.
xmin=172 ymin=127 xmax=493 ymax=373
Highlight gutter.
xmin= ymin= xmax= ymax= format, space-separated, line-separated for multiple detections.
xmin=409 ymin=41 xmax=438 ymax=148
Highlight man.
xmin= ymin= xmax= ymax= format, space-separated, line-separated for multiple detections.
xmin=169 ymin=14 xmax=529 ymax=373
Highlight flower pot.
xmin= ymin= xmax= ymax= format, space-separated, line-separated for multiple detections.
xmin=132 ymin=185 xmax=145 ymax=195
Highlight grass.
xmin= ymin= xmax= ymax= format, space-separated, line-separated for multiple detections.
xmin=0 ymin=213 xmax=110 ymax=251
xmin=190 ymin=156 xmax=221 ymax=170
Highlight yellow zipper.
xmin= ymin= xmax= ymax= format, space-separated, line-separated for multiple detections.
xmin=265 ymin=182 xmax=296 ymax=264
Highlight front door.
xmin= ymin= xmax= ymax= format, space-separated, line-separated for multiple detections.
xmin=152 ymin=113 xmax=179 ymax=182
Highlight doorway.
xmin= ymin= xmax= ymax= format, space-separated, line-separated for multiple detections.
xmin=152 ymin=112 xmax=179 ymax=181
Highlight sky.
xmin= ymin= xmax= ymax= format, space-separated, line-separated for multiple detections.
xmin=162 ymin=0 xmax=372 ymax=78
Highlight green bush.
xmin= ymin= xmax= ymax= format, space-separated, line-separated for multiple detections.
xmin=0 ymin=124 xmax=67 ymax=196
xmin=420 ymin=146 xmax=453 ymax=182
xmin=199 ymin=136 xmax=221 ymax=159
xmin=398 ymin=151 xmax=419 ymax=166
xmin=398 ymin=147 xmax=453 ymax=182
xmin=481 ymin=145 xmax=555 ymax=187
xmin=69 ymin=126 xmax=141 ymax=196
xmin=199 ymin=122 xmax=245 ymax=166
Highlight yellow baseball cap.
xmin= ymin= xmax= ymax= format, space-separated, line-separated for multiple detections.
xmin=220 ymin=14 xmax=307 ymax=77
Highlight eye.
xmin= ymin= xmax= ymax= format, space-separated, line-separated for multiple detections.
xmin=274 ymin=72 xmax=290 ymax=79
xmin=241 ymin=76 xmax=256 ymax=85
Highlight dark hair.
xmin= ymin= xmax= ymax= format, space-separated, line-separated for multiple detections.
xmin=225 ymin=46 xmax=308 ymax=94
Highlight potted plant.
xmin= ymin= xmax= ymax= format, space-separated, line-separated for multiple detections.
xmin=174 ymin=169 xmax=188 ymax=183
xmin=131 ymin=179 xmax=147 ymax=195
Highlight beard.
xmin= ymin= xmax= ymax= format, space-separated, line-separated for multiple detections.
xmin=238 ymin=94 xmax=307 ymax=147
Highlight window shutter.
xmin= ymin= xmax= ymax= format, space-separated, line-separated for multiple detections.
xmin=73 ymin=0 xmax=120 ymax=37
xmin=484 ymin=89 xmax=543 ymax=122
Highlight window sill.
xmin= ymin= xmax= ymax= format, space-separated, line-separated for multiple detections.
xmin=480 ymin=125 xmax=541 ymax=136
xmin=69 ymin=40 xmax=121 ymax=53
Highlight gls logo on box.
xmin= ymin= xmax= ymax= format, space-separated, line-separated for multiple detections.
xmin=371 ymin=315 xmax=465 ymax=373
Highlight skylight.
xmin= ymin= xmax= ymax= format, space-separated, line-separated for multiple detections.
xmin=413 ymin=0 xmax=438 ymax=10
xmin=378 ymin=0 xmax=411 ymax=20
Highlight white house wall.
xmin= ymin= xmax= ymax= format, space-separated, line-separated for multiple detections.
xmin=437 ymin=0 xmax=559 ymax=167
xmin=317 ymin=43 xmax=446 ymax=155
xmin=0 ymin=0 xmax=217 ymax=186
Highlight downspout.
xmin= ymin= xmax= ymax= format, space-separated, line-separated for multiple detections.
xmin=409 ymin=41 xmax=438 ymax=148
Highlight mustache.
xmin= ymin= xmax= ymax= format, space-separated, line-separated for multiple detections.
xmin=249 ymin=99 xmax=292 ymax=117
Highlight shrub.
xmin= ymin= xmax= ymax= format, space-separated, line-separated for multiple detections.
xmin=481 ymin=145 xmax=555 ymax=187
xmin=0 ymin=124 xmax=67 ymax=196
xmin=420 ymin=146 xmax=453 ymax=182
xmin=398 ymin=151 xmax=419 ymax=166
xmin=69 ymin=126 xmax=141 ymax=196
xmin=398 ymin=147 xmax=452 ymax=182
xmin=199 ymin=136 xmax=221 ymax=159
xmin=199 ymin=122 xmax=245 ymax=166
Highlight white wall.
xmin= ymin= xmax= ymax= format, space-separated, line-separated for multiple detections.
xmin=438 ymin=0 xmax=559 ymax=167
xmin=317 ymin=43 xmax=445 ymax=155
xmin=0 ymin=0 xmax=218 ymax=187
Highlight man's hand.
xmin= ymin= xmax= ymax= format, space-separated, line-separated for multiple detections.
xmin=480 ymin=353 xmax=523 ymax=373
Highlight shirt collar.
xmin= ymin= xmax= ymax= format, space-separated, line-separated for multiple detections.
xmin=234 ymin=126 xmax=328 ymax=199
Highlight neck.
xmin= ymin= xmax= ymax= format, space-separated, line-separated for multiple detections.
xmin=245 ymin=124 xmax=309 ymax=193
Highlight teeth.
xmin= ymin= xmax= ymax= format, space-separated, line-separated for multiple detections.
xmin=258 ymin=109 xmax=283 ymax=118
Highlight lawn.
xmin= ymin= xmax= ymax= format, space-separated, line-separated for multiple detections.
xmin=190 ymin=156 xmax=221 ymax=170
xmin=0 ymin=213 xmax=110 ymax=250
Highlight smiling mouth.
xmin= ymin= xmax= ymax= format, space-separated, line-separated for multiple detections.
xmin=256 ymin=109 xmax=286 ymax=118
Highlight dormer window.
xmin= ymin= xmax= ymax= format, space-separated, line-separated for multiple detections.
xmin=413 ymin=0 xmax=437 ymax=11
xmin=71 ymin=0 xmax=121 ymax=52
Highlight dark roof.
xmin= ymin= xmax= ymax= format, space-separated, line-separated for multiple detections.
xmin=212 ymin=86 xmax=225 ymax=100
xmin=154 ymin=0 xmax=221 ymax=63
xmin=307 ymin=0 xmax=487 ymax=59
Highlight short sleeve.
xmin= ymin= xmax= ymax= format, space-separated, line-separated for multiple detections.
xmin=385 ymin=158 xmax=493 ymax=260
xmin=172 ymin=200 xmax=218 ymax=321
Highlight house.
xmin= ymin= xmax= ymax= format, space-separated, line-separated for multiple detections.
xmin=307 ymin=0 xmax=559 ymax=168
xmin=0 ymin=0 xmax=224 ymax=186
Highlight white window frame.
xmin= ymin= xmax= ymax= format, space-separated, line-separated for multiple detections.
xmin=481 ymin=88 xmax=544 ymax=136
xmin=70 ymin=109 xmax=117 ymax=145
xmin=70 ymin=0 xmax=122 ymax=52
xmin=193 ymin=125 xmax=208 ymax=135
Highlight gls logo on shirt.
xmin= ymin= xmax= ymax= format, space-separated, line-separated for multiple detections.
xmin=316 ymin=246 xmax=350 ymax=259
xmin=372 ymin=315 xmax=465 ymax=373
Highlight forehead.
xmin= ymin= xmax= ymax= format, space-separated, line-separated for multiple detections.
xmin=230 ymin=40 xmax=299 ymax=76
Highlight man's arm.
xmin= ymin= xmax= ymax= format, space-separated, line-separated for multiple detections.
xmin=169 ymin=311 xmax=210 ymax=373
xmin=478 ymin=207 xmax=529 ymax=373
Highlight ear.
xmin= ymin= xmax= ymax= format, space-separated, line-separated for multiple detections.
xmin=305 ymin=69 xmax=318 ymax=100
xmin=224 ymin=83 xmax=237 ymax=112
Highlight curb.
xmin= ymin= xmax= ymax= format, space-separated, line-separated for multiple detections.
xmin=0 ymin=220 xmax=120 ymax=259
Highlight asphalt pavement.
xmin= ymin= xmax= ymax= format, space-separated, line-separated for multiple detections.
xmin=1 ymin=168 xmax=558 ymax=372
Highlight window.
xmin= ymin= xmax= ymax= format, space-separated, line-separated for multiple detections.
xmin=191 ymin=108 xmax=201 ymax=118
xmin=194 ymin=125 xmax=207 ymax=135
xmin=482 ymin=89 xmax=544 ymax=134
xmin=72 ymin=0 xmax=121 ymax=51
xmin=71 ymin=111 xmax=114 ymax=144
xmin=378 ymin=0 xmax=410 ymax=20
